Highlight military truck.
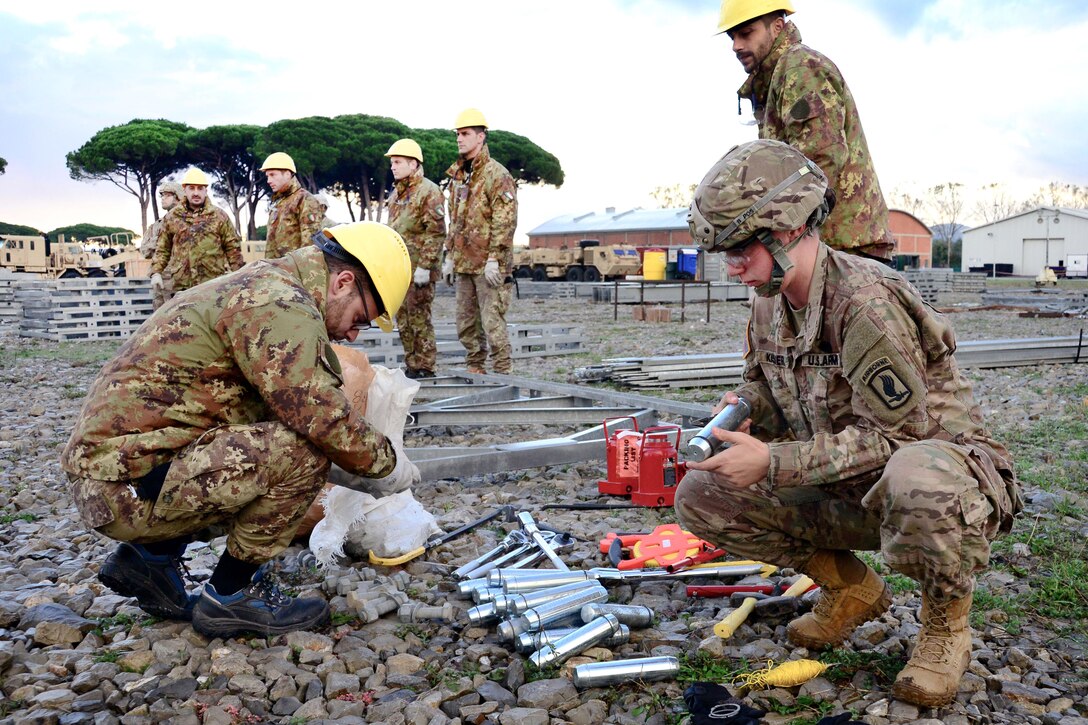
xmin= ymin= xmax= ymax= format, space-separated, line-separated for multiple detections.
xmin=0 ymin=234 xmax=110 ymax=278
xmin=513 ymin=240 xmax=641 ymax=282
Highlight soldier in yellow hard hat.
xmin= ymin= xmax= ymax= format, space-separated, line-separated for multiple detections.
xmin=64 ymin=221 xmax=416 ymax=638
xmin=718 ymin=0 xmax=895 ymax=262
xmin=151 ymin=167 xmax=244 ymax=305
xmin=443 ymin=109 xmax=518 ymax=375
xmin=384 ymin=138 xmax=446 ymax=379
xmin=260 ymin=152 xmax=325 ymax=259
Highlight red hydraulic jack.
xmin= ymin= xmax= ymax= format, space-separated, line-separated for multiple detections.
xmin=598 ymin=417 xmax=688 ymax=507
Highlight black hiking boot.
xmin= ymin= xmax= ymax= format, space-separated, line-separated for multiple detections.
xmin=98 ymin=542 xmax=198 ymax=621
xmin=192 ymin=571 xmax=329 ymax=639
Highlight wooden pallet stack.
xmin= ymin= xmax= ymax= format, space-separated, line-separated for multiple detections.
xmin=903 ymin=269 xmax=955 ymax=303
xmin=15 ymin=277 xmax=154 ymax=341
xmin=952 ymin=272 xmax=987 ymax=293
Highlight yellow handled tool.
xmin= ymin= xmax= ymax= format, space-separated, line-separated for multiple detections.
xmin=368 ymin=505 xmax=514 ymax=567
xmin=714 ymin=575 xmax=813 ymax=639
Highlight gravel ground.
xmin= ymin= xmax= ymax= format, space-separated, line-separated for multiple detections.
xmin=0 ymin=285 xmax=1086 ymax=725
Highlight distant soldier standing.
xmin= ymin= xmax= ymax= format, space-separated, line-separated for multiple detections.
xmin=261 ymin=152 xmax=324 ymax=259
xmin=314 ymin=193 xmax=336 ymax=230
xmin=443 ymin=109 xmax=518 ymax=374
xmin=143 ymin=182 xmax=182 ymax=261
xmin=150 ymin=168 xmax=244 ymax=305
xmin=143 ymin=181 xmax=182 ymax=310
xmin=719 ymin=0 xmax=895 ymax=261
xmin=385 ymin=139 xmax=446 ymax=379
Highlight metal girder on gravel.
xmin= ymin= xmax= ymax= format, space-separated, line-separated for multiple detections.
xmin=329 ymin=409 xmax=661 ymax=489
xmin=437 ymin=370 xmax=711 ymax=420
xmin=409 ymin=405 xmax=651 ymax=427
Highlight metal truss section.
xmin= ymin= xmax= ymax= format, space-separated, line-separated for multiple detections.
xmin=329 ymin=371 xmax=714 ymax=489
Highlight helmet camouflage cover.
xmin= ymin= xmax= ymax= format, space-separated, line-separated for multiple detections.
xmin=688 ymin=139 xmax=829 ymax=252
xmin=159 ymin=182 xmax=183 ymax=198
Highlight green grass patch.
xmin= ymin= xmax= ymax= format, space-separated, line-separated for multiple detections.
xmin=93 ymin=612 xmax=158 ymax=635
xmin=0 ymin=510 xmax=37 ymax=525
xmin=761 ymin=695 xmax=837 ymax=724
xmin=92 ymin=651 xmax=121 ymax=663
xmin=329 ymin=611 xmax=360 ymax=627
xmin=0 ymin=340 xmax=121 ymax=367
xmin=971 ymin=588 xmax=1023 ymax=634
xmin=819 ymin=649 xmax=906 ymax=688
xmin=678 ymin=650 xmax=748 ymax=683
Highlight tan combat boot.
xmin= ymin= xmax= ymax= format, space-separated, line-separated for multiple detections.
xmin=892 ymin=592 xmax=973 ymax=707
xmin=787 ymin=549 xmax=893 ymax=649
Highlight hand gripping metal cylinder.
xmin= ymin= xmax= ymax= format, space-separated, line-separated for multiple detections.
xmin=496 ymin=584 xmax=608 ymax=641
xmin=580 ymin=602 xmax=655 ymax=628
xmin=515 ymin=623 xmax=631 ymax=654
xmin=529 ymin=614 xmax=623 ymax=668
xmin=572 ymin=656 xmax=681 ymax=688
xmin=682 ymin=397 xmax=751 ymax=462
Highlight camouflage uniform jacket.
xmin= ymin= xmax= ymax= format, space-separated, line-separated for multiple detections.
xmin=445 ymin=144 xmax=518 ymax=275
xmin=61 ymin=245 xmax=396 ymax=483
xmin=265 ymin=177 xmax=324 ymax=259
xmin=739 ymin=23 xmax=894 ymax=254
xmin=387 ymin=167 xmax=446 ymax=273
xmin=151 ymin=199 xmax=244 ymax=289
xmin=737 ymin=245 xmax=1020 ymax=527
xmin=141 ymin=217 xmax=166 ymax=260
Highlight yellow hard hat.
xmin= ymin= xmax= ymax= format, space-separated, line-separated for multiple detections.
xmin=180 ymin=168 xmax=210 ymax=186
xmin=259 ymin=152 xmax=297 ymax=173
xmin=314 ymin=222 xmax=411 ymax=333
xmin=384 ymin=139 xmax=424 ymax=163
xmin=717 ymin=0 xmax=794 ymax=34
xmin=454 ymin=108 xmax=489 ymax=130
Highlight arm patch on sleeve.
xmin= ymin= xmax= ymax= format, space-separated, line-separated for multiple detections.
xmin=319 ymin=342 xmax=344 ymax=386
xmin=843 ymin=318 xmax=925 ymax=426
xmin=789 ymin=92 xmax=825 ymax=123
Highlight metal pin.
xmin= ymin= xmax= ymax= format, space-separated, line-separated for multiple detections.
xmin=572 ymin=656 xmax=680 ymax=688
xmin=530 ymin=614 xmax=623 ymax=668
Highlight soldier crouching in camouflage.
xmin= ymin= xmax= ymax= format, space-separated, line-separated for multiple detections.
xmin=676 ymin=140 xmax=1021 ymax=708
xmin=62 ymin=222 xmax=418 ymax=639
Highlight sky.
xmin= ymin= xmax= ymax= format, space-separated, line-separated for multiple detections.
xmin=1 ymin=0 xmax=1087 ymax=244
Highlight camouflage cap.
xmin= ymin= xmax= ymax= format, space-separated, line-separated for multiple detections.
xmin=688 ymin=139 xmax=828 ymax=252
xmin=159 ymin=182 xmax=183 ymax=198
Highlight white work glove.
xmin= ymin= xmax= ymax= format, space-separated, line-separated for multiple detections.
xmin=357 ymin=449 xmax=421 ymax=497
xmin=442 ymin=257 xmax=454 ymax=285
xmin=150 ymin=273 xmax=163 ymax=293
xmin=484 ymin=258 xmax=503 ymax=287
xmin=413 ymin=267 xmax=431 ymax=286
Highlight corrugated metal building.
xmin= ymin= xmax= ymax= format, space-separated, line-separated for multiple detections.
xmin=527 ymin=207 xmax=692 ymax=248
xmin=962 ymin=206 xmax=1088 ymax=277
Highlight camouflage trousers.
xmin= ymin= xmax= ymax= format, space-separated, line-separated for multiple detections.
xmin=68 ymin=422 xmax=329 ymax=565
xmin=675 ymin=439 xmax=1015 ymax=601
xmin=455 ymin=273 xmax=512 ymax=374
xmin=396 ymin=281 xmax=437 ymax=374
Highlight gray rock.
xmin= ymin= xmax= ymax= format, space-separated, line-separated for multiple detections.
xmin=516 ymin=677 xmax=578 ymax=709
xmin=498 ymin=707 xmax=549 ymax=725
xmin=271 ymin=696 xmax=302 ymax=715
xmin=567 ymin=699 xmax=609 ymax=725
xmin=477 ymin=679 xmax=517 ymax=707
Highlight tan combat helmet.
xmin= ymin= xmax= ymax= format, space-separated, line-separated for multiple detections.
xmin=688 ymin=139 xmax=830 ymax=295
